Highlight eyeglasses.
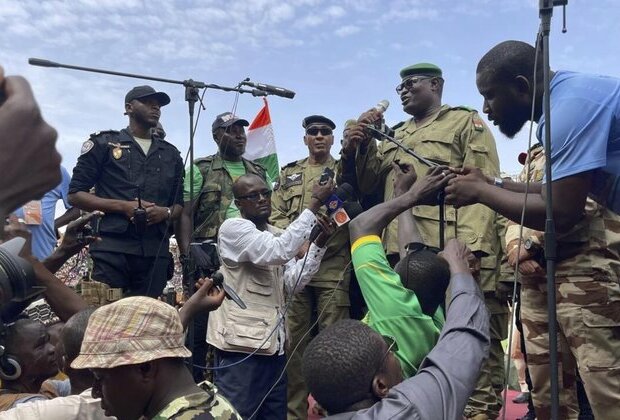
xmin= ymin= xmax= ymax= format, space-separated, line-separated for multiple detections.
xmin=395 ymin=76 xmax=435 ymax=94
xmin=306 ymin=127 xmax=333 ymax=136
xmin=236 ymin=189 xmax=272 ymax=201
xmin=405 ymin=241 xmax=441 ymax=255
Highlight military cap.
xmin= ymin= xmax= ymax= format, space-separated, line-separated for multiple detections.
xmin=125 ymin=85 xmax=171 ymax=106
xmin=302 ymin=115 xmax=336 ymax=130
xmin=71 ymin=296 xmax=191 ymax=369
xmin=212 ymin=112 xmax=249 ymax=132
xmin=399 ymin=62 xmax=443 ymax=79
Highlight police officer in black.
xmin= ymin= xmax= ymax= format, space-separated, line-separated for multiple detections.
xmin=68 ymin=85 xmax=184 ymax=299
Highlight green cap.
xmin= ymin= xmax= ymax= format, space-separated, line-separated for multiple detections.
xmin=399 ymin=62 xmax=442 ymax=79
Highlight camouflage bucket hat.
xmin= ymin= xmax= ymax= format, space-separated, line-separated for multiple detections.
xmin=71 ymin=296 xmax=191 ymax=369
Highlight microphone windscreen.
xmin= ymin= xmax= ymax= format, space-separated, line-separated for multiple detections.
xmin=334 ymin=183 xmax=356 ymax=202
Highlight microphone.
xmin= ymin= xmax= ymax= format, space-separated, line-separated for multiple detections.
xmin=212 ymin=271 xmax=247 ymax=310
xmin=309 ymin=183 xmax=357 ymax=242
xmin=374 ymin=99 xmax=390 ymax=114
xmin=241 ymin=81 xmax=296 ymax=99
xmin=28 ymin=58 xmax=61 ymax=68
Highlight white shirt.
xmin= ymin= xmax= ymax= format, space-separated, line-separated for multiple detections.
xmin=218 ymin=209 xmax=327 ymax=353
xmin=0 ymin=388 xmax=115 ymax=420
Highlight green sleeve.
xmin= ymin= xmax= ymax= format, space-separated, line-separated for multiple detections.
xmin=183 ymin=164 xmax=204 ymax=202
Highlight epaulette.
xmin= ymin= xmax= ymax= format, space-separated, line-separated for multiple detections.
xmin=89 ymin=129 xmax=119 ymax=139
xmin=450 ymin=105 xmax=478 ymax=113
xmin=194 ymin=155 xmax=216 ymax=165
xmin=281 ymin=160 xmax=301 ymax=170
xmin=391 ymin=121 xmax=406 ymax=130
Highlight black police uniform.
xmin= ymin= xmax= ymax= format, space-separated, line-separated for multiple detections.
xmin=69 ymin=128 xmax=184 ymax=297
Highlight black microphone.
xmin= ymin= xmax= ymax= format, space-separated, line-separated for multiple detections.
xmin=212 ymin=271 xmax=247 ymax=310
xmin=241 ymin=81 xmax=296 ymax=99
xmin=28 ymin=58 xmax=61 ymax=68
xmin=309 ymin=183 xmax=357 ymax=242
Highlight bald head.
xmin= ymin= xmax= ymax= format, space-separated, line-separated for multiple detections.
xmin=477 ymin=40 xmax=541 ymax=84
xmin=232 ymin=173 xmax=267 ymax=198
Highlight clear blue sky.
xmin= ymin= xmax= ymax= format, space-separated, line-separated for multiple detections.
xmin=1 ymin=0 xmax=618 ymax=179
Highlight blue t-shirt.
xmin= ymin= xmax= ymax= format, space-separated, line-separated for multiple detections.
xmin=14 ymin=166 xmax=72 ymax=260
xmin=537 ymin=71 xmax=620 ymax=212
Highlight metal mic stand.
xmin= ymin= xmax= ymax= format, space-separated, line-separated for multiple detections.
xmin=363 ymin=124 xmax=446 ymax=248
xmin=538 ymin=2 xmax=567 ymax=418
xmin=27 ymin=57 xmax=270 ymax=371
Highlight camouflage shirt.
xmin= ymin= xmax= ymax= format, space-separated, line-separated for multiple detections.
xmin=151 ymin=381 xmax=241 ymax=420
xmin=505 ymin=144 xmax=620 ymax=281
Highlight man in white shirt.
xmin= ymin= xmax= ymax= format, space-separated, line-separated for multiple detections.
xmin=208 ymin=173 xmax=335 ymax=420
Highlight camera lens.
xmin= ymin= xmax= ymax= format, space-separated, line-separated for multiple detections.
xmin=0 ymin=237 xmax=41 ymax=304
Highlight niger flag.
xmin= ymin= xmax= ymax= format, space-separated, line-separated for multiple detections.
xmin=244 ymin=98 xmax=279 ymax=180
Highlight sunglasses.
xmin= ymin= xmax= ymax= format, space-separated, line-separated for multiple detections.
xmin=370 ymin=335 xmax=399 ymax=387
xmin=395 ymin=76 xmax=436 ymax=94
xmin=236 ymin=189 xmax=272 ymax=202
xmin=306 ymin=127 xmax=333 ymax=136
xmin=405 ymin=242 xmax=441 ymax=254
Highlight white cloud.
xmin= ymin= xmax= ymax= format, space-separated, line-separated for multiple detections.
xmin=334 ymin=25 xmax=360 ymax=37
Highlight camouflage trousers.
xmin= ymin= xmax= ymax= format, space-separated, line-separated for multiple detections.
xmin=286 ymin=285 xmax=350 ymax=420
xmin=464 ymin=295 xmax=509 ymax=419
xmin=520 ymin=275 xmax=620 ymax=420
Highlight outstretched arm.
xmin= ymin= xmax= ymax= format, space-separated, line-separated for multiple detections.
xmin=349 ymin=165 xmax=454 ymax=244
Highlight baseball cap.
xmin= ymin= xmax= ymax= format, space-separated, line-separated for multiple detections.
xmin=124 ymin=85 xmax=171 ymax=106
xmin=71 ymin=296 xmax=191 ymax=369
xmin=212 ymin=112 xmax=249 ymax=132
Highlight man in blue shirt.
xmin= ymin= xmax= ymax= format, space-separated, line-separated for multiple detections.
xmin=445 ymin=40 xmax=620 ymax=419
xmin=13 ymin=165 xmax=74 ymax=260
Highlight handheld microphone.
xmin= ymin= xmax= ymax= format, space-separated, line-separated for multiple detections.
xmin=309 ymin=183 xmax=357 ymax=242
xmin=372 ymin=99 xmax=394 ymax=139
xmin=212 ymin=271 xmax=247 ymax=310
xmin=374 ymin=99 xmax=390 ymax=114
xmin=241 ymin=81 xmax=296 ymax=99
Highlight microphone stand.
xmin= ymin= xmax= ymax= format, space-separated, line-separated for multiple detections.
xmin=27 ymin=57 xmax=271 ymax=369
xmin=537 ymin=2 xmax=567 ymax=418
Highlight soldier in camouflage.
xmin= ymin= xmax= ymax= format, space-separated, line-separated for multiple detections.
xmin=270 ymin=115 xmax=352 ymax=419
xmin=343 ymin=62 xmax=506 ymax=419
xmin=503 ymin=144 xmax=615 ymax=419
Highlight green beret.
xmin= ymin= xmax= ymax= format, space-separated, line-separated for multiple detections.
xmin=302 ymin=115 xmax=336 ymax=130
xmin=399 ymin=62 xmax=442 ymax=79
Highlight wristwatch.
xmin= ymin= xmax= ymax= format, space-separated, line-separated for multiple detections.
xmin=493 ymin=177 xmax=504 ymax=188
xmin=166 ymin=207 xmax=172 ymax=220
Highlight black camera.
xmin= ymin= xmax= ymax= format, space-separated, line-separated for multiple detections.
xmin=0 ymin=238 xmax=45 ymax=322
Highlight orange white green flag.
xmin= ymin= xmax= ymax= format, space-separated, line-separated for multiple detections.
xmin=244 ymin=98 xmax=279 ymax=180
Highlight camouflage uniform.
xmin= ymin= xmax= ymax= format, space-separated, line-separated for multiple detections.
xmin=505 ymin=144 xmax=620 ymax=420
xmin=270 ymin=156 xmax=351 ymax=420
xmin=152 ymin=381 xmax=242 ymax=420
xmin=353 ymin=105 xmax=508 ymax=419
xmin=190 ymin=154 xmax=266 ymax=240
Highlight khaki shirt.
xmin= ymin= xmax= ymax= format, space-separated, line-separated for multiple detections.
xmin=356 ymin=105 xmax=502 ymax=291
xmin=270 ymin=156 xmax=351 ymax=290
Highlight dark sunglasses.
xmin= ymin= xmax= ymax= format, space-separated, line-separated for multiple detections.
xmin=306 ymin=127 xmax=333 ymax=136
xmin=236 ymin=189 xmax=272 ymax=202
xmin=405 ymin=242 xmax=441 ymax=255
xmin=370 ymin=335 xmax=399 ymax=387
xmin=395 ymin=76 xmax=436 ymax=94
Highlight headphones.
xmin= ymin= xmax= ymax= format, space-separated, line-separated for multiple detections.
xmin=0 ymin=325 xmax=22 ymax=381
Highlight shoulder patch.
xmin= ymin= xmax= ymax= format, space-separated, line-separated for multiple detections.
xmin=80 ymin=140 xmax=94 ymax=155
xmin=472 ymin=114 xmax=485 ymax=132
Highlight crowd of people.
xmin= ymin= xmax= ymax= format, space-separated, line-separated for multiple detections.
xmin=0 ymin=37 xmax=618 ymax=420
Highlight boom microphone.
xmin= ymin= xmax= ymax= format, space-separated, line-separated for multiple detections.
xmin=241 ymin=81 xmax=296 ymax=99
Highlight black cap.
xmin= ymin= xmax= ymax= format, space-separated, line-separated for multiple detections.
xmin=302 ymin=115 xmax=336 ymax=130
xmin=125 ymin=85 xmax=171 ymax=106
xmin=212 ymin=112 xmax=249 ymax=132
